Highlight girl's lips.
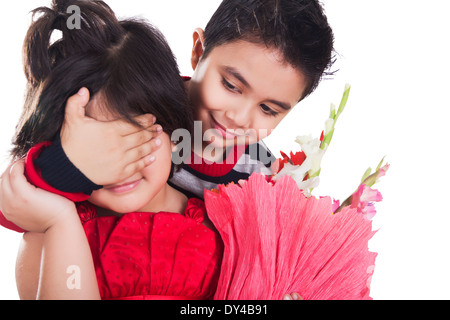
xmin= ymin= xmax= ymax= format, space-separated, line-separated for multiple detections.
xmin=105 ymin=179 xmax=142 ymax=194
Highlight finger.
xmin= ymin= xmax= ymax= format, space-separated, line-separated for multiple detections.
xmin=0 ymin=177 xmax=8 ymax=214
xmin=122 ymin=155 xmax=156 ymax=180
xmin=291 ymin=293 xmax=303 ymax=300
xmin=282 ymin=293 xmax=303 ymax=300
xmin=108 ymin=139 xmax=160 ymax=182
xmin=1 ymin=163 xmax=15 ymax=210
xmin=0 ymin=177 xmax=3 ymax=209
xmin=122 ymin=126 xmax=163 ymax=152
xmin=8 ymin=160 xmax=30 ymax=195
xmin=132 ymin=114 xmax=157 ymax=129
xmin=125 ymin=133 xmax=164 ymax=163
xmin=64 ymin=88 xmax=91 ymax=124
xmin=119 ymin=120 xmax=162 ymax=138
xmin=0 ymin=165 xmax=6 ymax=180
xmin=110 ymin=114 xmax=156 ymax=137
xmin=1 ymin=165 xmax=10 ymax=193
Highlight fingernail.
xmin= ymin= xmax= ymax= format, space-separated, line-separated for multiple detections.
xmin=283 ymin=295 xmax=292 ymax=300
xmin=145 ymin=155 xmax=155 ymax=165
xmin=155 ymin=139 xmax=162 ymax=146
xmin=156 ymin=126 xmax=163 ymax=133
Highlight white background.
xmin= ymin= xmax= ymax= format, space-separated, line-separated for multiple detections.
xmin=1 ymin=1 xmax=449 ymax=300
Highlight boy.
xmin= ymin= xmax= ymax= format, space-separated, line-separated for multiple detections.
xmin=6 ymin=0 xmax=334 ymax=202
xmin=28 ymin=0 xmax=335 ymax=201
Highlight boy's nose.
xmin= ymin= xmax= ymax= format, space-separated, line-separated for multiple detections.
xmin=224 ymin=106 xmax=252 ymax=129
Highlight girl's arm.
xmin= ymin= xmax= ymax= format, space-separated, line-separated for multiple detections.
xmin=15 ymin=232 xmax=43 ymax=299
xmin=38 ymin=210 xmax=100 ymax=300
xmin=16 ymin=225 xmax=100 ymax=300
xmin=1 ymin=160 xmax=100 ymax=299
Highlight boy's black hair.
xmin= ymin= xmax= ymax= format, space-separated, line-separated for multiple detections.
xmin=203 ymin=0 xmax=335 ymax=100
xmin=12 ymin=0 xmax=192 ymax=159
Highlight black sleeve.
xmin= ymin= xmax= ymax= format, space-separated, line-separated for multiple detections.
xmin=34 ymin=136 xmax=103 ymax=195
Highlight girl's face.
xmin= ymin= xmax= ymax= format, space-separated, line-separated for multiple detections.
xmin=86 ymin=96 xmax=174 ymax=214
xmin=189 ymin=37 xmax=307 ymax=151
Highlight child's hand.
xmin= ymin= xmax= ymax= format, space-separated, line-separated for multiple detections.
xmin=0 ymin=160 xmax=77 ymax=233
xmin=60 ymin=88 xmax=163 ymax=186
xmin=282 ymin=293 xmax=304 ymax=300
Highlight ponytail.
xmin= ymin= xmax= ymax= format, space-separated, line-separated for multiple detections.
xmin=13 ymin=0 xmax=123 ymax=159
xmin=23 ymin=0 xmax=120 ymax=86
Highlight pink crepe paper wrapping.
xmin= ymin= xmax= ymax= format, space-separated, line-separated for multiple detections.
xmin=205 ymin=173 xmax=377 ymax=300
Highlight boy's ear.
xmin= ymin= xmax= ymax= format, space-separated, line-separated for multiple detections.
xmin=191 ymin=28 xmax=205 ymax=70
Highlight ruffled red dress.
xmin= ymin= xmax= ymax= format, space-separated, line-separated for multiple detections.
xmin=77 ymin=198 xmax=223 ymax=300
xmin=0 ymin=143 xmax=223 ymax=299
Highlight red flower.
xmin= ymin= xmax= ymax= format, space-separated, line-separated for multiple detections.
xmin=275 ymin=151 xmax=307 ymax=174
xmin=205 ymin=173 xmax=377 ymax=300
xmin=290 ymin=151 xmax=307 ymax=166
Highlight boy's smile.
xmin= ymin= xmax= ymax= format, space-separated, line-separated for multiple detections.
xmin=188 ymin=33 xmax=307 ymax=158
xmin=210 ymin=114 xmax=243 ymax=140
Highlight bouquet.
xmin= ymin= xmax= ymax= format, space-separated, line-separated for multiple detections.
xmin=205 ymin=85 xmax=389 ymax=300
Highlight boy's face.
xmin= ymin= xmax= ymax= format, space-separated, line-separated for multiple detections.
xmin=188 ymin=31 xmax=307 ymax=150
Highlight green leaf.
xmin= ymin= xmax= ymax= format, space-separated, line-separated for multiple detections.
xmin=321 ymin=129 xmax=334 ymax=150
xmin=309 ymin=168 xmax=322 ymax=178
xmin=336 ymin=84 xmax=351 ymax=119
xmin=330 ymin=103 xmax=336 ymax=120
xmin=361 ymin=167 xmax=372 ymax=183
xmin=376 ymin=156 xmax=386 ymax=171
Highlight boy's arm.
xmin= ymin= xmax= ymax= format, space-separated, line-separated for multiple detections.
xmin=0 ymin=88 xmax=162 ymax=232
xmin=31 ymin=88 xmax=162 ymax=195
xmin=27 ymin=141 xmax=92 ymax=202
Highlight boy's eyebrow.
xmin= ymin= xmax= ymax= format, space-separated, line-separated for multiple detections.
xmin=223 ymin=66 xmax=292 ymax=111
xmin=223 ymin=66 xmax=251 ymax=89
xmin=267 ymin=99 xmax=292 ymax=111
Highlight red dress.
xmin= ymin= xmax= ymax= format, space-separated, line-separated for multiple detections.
xmin=77 ymin=198 xmax=223 ymax=300
xmin=0 ymin=143 xmax=223 ymax=300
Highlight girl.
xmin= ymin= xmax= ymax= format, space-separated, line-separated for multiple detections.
xmin=0 ymin=0 xmax=222 ymax=300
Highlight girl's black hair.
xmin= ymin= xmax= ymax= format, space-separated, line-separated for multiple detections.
xmin=202 ymin=0 xmax=335 ymax=100
xmin=12 ymin=0 xmax=192 ymax=159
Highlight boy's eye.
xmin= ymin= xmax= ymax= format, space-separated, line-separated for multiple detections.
xmin=260 ymin=104 xmax=279 ymax=117
xmin=222 ymin=78 xmax=240 ymax=93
